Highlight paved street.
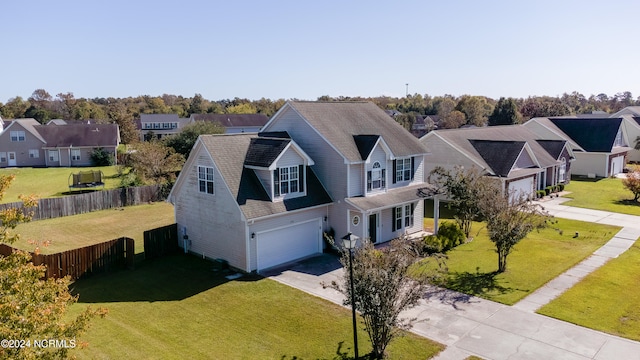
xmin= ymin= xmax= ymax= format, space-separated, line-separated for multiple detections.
xmin=265 ymin=197 xmax=640 ymax=360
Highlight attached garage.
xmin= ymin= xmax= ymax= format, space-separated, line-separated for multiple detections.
xmin=508 ymin=176 xmax=535 ymax=200
xmin=256 ymin=218 xmax=322 ymax=271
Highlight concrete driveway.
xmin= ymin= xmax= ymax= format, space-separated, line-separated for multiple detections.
xmin=265 ymin=197 xmax=640 ymax=359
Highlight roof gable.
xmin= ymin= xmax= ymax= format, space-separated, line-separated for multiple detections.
xmin=197 ymin=134 xmax=331 ymax=220
xmin=549 ymin=118 xmax=622 ymax=152
xmin=244 ymin=138 xmax=291 ymax=168
xmin=469 ymin=139 xmax=526 ymax=177
xmin=536 ymin=140 xmax=567 ymax=160
xmin=267 ymin=101 xmax=427 ymax=163
xmin=353 ymin=135 xmax=380 ymax=160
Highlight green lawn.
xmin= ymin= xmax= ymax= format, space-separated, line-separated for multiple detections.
xmin=418 ymin=217 xmax=620 ymax=305
xmin=561 ymin=176 xmax=640 ymax=215
xmin=68 ymin=254 xmax=444 ymax=359
xmin=538 ymin=240 xmax=640 ymax=341
xmin=13 ymin=202 xmax=175 ymax=254
xmin=0 ymin=166 xmax=123 ymax=203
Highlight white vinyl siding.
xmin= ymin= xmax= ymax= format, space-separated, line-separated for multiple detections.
xmin=48 ymin=150 xmax=59 ymax=162
xmin=71 ymin=149 xmax=81 ymax=161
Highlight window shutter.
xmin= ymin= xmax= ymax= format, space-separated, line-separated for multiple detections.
xmin=274 ymin=169 xmax=280 ymax=197
xmin=392 ymin=160 xmax=397 ymax=184
xmin=392 ymin=207 xmax=396 ymax=232
xmin=381 ymin=169 xmax=386 ymax=188
xmin=367 ymin=171 xmax=372 ymax=191
xmin=411 ymin=157 xmax=415 ymax=180
xmin=299 ymin=165 xmax=305 ymax=192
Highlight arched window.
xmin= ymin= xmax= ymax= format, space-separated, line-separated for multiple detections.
xmin=367 ymin=161 xmax=386 ymax=191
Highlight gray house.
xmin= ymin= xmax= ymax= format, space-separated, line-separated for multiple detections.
xmin=168 ymin=101 xmax=429 ymax=272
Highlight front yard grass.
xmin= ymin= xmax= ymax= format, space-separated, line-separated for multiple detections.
xmin=538 ymin=240 xmax=640 ymax=341
xmin=68 ymin=254 xmax=444 ymax=359
xmin=12 ymin=202 xmax=175 ymax=254
xmin=561 ymin=176 xmax=640 ymax=215
xmin=0 ymin=166 xmax=124 ymax=203
xmin=419 ymin=217 xmax=620 ymax=305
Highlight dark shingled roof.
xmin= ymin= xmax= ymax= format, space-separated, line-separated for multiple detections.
xmin=258 ymin=131 xmax=290 ymax=139
xmin=243 ymin=137 xmax=290 ymax=167
xmin=192 ymin=113 xmax=269 ymax=128
xmin=346 ymin=183 xmax=432 ymax=211
xmin=536 ymin=140 xmax=567 ymax=159
xmin=549 ymin=118 xmax=622 ymax=152
xmin=285 ymin=102 xmax=427 ymax=162
xmin=353 ymin=135 xmax=380 ymax=160
xmin=35 ymin=124 xmax=119 ymax=147
xmin=199 ymin=134 xmax=332 ymax=220
xmin=469 ymin=140 xmax=526 ymax=177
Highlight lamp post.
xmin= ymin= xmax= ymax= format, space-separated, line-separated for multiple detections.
xmin=341 ymin=232 xmax=359 ymax=359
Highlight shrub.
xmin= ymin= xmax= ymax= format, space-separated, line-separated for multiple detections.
xmin=420 ymin=221 xmax=465 ymax=255
xmin=545 ymin=186 xmax=553 ymax=195
xmin=536 ymin=190 xmax=546 ymax=198
xmin=90 ymin=147 xmax=115 ymax=166
xmin=421 ymin=235 xmax=443 ymax=254
xmin=558 ymin=183 xmax=565 ymax=192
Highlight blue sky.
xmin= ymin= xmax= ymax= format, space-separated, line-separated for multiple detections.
xmin=3 ymin=0 xmax=639 ymax=103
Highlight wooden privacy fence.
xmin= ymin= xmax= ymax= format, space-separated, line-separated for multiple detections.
xmin=144 ymin=223 xmax=179 ymax=260
xmin=0 ymin=237 xmax=134 ymax=280
xmin=0 ymin=185 xmax=164 ymax=221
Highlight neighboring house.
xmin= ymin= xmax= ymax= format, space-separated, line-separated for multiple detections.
xmin=138 ymin=114 xmax=190 ymax=140
xmin=611 ymin=107 xmax=640 ymax=163
xmin=0 ymin=119 xmax=120 ymax=168
xmin=189 ymin=113 xmax=269 ymax=133
xmin=168 ymin=101 xmax=429 ymax=272
xmin=523 ymin=117 xmax=630 ymax=178
xmin=420 ymin=125 xmax=573 ymax=199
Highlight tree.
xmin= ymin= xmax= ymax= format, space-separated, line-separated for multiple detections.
xmin=163 ymin=121 xmax=225 ymax=157
xmin=622 ymin=171 xmax=640 ymax=202
xmin=427 ymin=166 xmax=490 ymax=238
xmin=126 ymin=141 xmax=185 ymax=185
xmin=0 ymin=175 xmax=107 ymax=360
xmin=478 ymin=186 xmax=548 ymax=273
xmin=108 ymin=103 xmax=139 ymax=144
xmin=488 ymin=97 xmax=521 ymax=126
xmin=456 ymin=95 xmax=492 ymax=127
xmin=439 ymin=110 xmax=466 ymax=129
xmin=188 ymin=93 xmax=205 ymax=115
xmin=326 ymin=238 xmax=443 ymax=359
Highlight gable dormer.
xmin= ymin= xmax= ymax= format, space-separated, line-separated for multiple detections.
xmin=244 ymin=135 xmax=315 ymax=201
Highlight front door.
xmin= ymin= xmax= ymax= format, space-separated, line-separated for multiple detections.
xmin=368 ymin=213 xmax=378 ymax=243
xmin=8 ymin=152 xmax=16 ymax=166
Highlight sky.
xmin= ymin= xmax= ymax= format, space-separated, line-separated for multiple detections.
xmin=2 ymin=0 xmax=640 ymax=103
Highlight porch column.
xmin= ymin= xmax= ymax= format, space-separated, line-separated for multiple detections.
xmin=433 ymin=195 xmax=440 ymax=235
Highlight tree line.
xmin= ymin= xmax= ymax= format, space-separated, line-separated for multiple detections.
xmin=1 ymin=89 xmax=638 ymax=143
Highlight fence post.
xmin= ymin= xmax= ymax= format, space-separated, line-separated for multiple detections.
xmin=126 ymin=237 xmax=135 ymax=270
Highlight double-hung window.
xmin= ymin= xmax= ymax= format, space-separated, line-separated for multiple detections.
xmin=198 ymin=166 xmax=214 ymax=194
xmin=71 ymin=149 xmax=81 ymax=161
xmin=10 ymin=131 xmax=25 ymax=142
xmin=404 ymin=204 xmax=414 ymax=228
xmin=395 ymin=157 xmax=413 ymax=183
xmin=0 ymin=153 xmax=6 ymax=162
xmin=392 ymin=203 xmax=415 ymax=231
xmin=274 ymin=165 xmax=304 ymax=197
xmin=48 ymin=150 xmax=59 ymax=162
xmin=29 ymin=149 xmax=39 ymax=158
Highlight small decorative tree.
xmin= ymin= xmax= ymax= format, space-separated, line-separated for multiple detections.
xmin=622 ymin=170 xmax=640 ymax=202
xmin=326 ymin=237 xmax=444 ymax=359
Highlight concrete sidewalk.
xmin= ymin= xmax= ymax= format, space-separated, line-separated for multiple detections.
xmin=265 ymin=197 xmax=640 ymax=359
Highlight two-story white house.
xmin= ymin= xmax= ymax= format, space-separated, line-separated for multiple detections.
xmin=168 ymin=101 xmax=429 ymax=272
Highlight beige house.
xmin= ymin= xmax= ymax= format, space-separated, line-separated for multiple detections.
xmin=168 ymin=101 xmax=429 ymax=272
xmin=0 ymin=119 xmax=120 ymax=168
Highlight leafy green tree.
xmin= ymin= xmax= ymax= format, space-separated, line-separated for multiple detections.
xmin=163 ymin=121 xmax=225 ymax=157
xmin=90 ymin=147 xmax=115 ymax=166
xmin=126 ymin=141 xmax=185 ymax=185
xmin=326 ymin=238 xmax=443 ymax=359
xmin=108 ymin=103 xmax=139 ymax=144
xmin=456 ymin=95 xmax=492 ymax=127
xmin=488 ymin=97 xmax=521 ymax=126
xmin=0 ymin=175 xmax=107 ymax=360
xmin=1 ymin=96 xmax=30 ymax=118
xmin=188 ymin=93 xmax=205 ymax=115
xmin=226 ymin=102 xmax=257 ymax=114
xmin=428 ymin=166 xmax=490 ymax=238
xmin=479 ymin=186 xmax=548 ymax=273
xmin=440 ymin=110 xmax=466 ymax=129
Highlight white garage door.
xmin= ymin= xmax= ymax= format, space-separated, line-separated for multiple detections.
xmin=508 ymin=177 xmax=534 ymax=200
xmin=256 ymin=219 xmax=322 ymax=271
